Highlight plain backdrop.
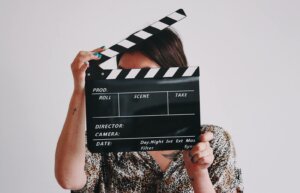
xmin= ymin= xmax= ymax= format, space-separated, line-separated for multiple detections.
xmin=1 ymin=0 xmax=300 ymax=192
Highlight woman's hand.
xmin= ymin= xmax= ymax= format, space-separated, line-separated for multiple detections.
xmin=71 ymin=47 xmax=105 ymax=94
xmin=183 ymin=132 xmax=216 ymax=193
xmin=55 ymin=47 xmax=105 ymax=189
xmin=183 ymin=132 xmax=214 ymax=175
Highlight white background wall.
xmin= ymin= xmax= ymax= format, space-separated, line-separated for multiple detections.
xmin=1 ymin=0 xmax=299 ymax=192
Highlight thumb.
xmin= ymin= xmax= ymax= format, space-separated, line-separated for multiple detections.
xmin=183 ymin=150 xmax=190 ymax=161
xmin=80 ymin=61 xmax=89 ymax=72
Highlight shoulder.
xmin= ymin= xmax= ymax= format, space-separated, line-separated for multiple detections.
xmin=201 ymin=125 xmax=244 ymax=192
xmin=201 ymin=124 xmax=234 ymax=143
xmin=201 ymin=124 xmax=232 ymax=140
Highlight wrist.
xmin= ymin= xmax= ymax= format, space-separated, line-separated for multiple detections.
xmin=188 ymin=169 xmax=215 ymax=193
xmin=73 ymin=89 xmax=85 ymax=98
xmin=188 ymin=168 xmax=209 ymax=179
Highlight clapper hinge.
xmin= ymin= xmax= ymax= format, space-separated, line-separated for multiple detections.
xmin=86 ymin=8 xmax=187 ymax=72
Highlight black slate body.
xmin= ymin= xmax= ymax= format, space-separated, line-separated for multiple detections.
xmin=85 ymin=67 xmax=200 ymax=152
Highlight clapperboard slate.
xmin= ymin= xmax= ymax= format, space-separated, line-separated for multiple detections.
xmin=85 ymin=9 xmax=201 ymax=152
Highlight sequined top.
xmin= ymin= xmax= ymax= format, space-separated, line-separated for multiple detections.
xmin=72 ymin=125 xmax=244 ymax=193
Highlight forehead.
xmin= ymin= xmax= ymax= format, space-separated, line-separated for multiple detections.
xmin=118 ymin=52 xmax=160 ymax=69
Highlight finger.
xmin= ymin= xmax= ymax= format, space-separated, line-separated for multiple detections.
xmin=79 ymin=61 xmax=89 ymax=72
xmin=200 ymin=132 xmax=214 ymax=142
xmin=191 ymin=154 xmax=199 ymax=163
xmin=189 ymin=142 xmax=208 ymax=157
xmin=183 ymin=150 xmax=190 ymax=160
xmin=77 ymin=51 xmax=94 ymax=63
xmin=190 ymin=147 xmax=213 ymax=162
xmin=91 ymin=46 xmax=106 ymax=52
xmin=198 ymin=154 xmax=214 ymax=165
xmin=90 ymin=46 xmax=106 ymax=61
xmin=74 ymin=51 xmax=100 ymax=68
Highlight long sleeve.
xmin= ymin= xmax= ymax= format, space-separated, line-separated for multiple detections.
xmin=202 ymin=125 xmax=244 ymax=193
xmin=72 ymin=138 xmax=103 ymax=193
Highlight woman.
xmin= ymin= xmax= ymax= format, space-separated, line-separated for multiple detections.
xmin=55 ymin=28 xmax=243 ymax=193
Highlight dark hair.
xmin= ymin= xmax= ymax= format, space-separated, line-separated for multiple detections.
xmin=116 ymin=28 xmax=187 ymax=67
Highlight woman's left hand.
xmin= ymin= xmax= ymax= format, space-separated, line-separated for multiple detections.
xmin=183 ymin=132 xmax=214 ymax=175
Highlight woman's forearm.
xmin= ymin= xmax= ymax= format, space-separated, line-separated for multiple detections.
xmin=190 ymin=169 xmax=216 ymax=193
xmin=55 ymin=91 xmax=87 ymax=189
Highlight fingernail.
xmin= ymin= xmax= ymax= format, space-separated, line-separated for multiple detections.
xmin=93 ymin=52 xmax=102 ymax=59
xmin=191 ymin=155 xmax=198 ymax=163
xmin=100 ymin=45 xmax=105 ymax=49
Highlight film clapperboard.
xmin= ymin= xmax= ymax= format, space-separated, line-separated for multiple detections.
xmin=85 ymin=9 xmax=201 ymax=153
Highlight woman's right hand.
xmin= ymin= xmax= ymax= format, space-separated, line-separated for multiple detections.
xmin=71 ymin=47 xmax=105 ymax=94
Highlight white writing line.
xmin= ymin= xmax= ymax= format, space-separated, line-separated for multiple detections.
xmin=167 ymin=91 xmax=169 ymax=115
xmin=93 ymin=136 xmax=195 ymax=141
xmin=117 ymin=93 xmax=120 ymax=116
xmin=92 ymin=113 xmax=195 ymax=119
xmin=91 ymin=90 xmax=194 ymax=95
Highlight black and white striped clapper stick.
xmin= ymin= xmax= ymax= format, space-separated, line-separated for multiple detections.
xmin=90 ymin=66 xmax=199 ymax=80
xmin=87 ymin=9 xmax=187 ymax=69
